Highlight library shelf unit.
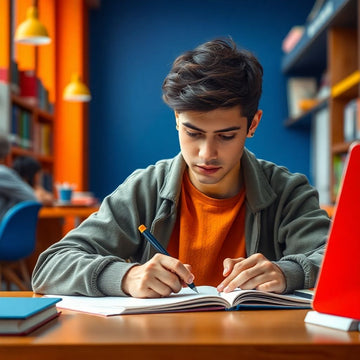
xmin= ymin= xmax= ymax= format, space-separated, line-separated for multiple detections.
xmin=282 ymin=0 xmax=360 ymax=205
xmin=9 ymin=92 xmax=55 ymax=177
xmin=0 ymin=0 xmax=91 ymax=192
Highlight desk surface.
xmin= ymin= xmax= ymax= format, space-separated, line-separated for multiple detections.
xmin=39 ymin=206 xmax=99 ymax=218
xmin=0 ymin=292 xmax=359 ymax=360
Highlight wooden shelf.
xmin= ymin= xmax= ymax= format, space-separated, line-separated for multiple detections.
xmin=331 ymin=70 xmax=360 ymax=98
xmin=10 ymin=146 xmax=54 ymax=162
xmin=282 ymin=0 xmax=360 ymax=204
xmin=11 ymin=93 xmax=54 ymax=121
xmin=282 ymin=0 xmax=357 ymax=75
xmin=284 ymin=98 xmax=329 ymax=128
xmin=332 ymin=141 xmax=354 ymax=154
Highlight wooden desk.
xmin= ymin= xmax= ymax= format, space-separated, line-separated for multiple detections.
xmin=0 ymin=292 xmax=359 ymax=360
xmin=39 ymin=206 xmax=99 ymax=220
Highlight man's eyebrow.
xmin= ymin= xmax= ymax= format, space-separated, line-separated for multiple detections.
xmin=182 ymin=122 xmax=242 ymax=133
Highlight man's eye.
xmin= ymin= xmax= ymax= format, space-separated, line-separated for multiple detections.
xmin=219 ymin=134 xmax=235 ymax=141
xmin=185 ymin=130 xmax=200 ymax=138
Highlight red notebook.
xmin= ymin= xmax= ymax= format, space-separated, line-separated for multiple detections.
xmin=312 ymin=142 xmax=360 ymax=320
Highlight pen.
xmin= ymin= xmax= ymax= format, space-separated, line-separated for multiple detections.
xmin=138 ymin=224 xmax=198 ymax=293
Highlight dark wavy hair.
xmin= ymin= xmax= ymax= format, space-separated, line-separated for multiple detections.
xmin=12 ymin=156 xmax=41 ymax=187
xmin=162 ymin=38 xmax=263 ymax=130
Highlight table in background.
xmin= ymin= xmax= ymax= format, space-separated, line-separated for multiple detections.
xmin=39 ymin=206 xmax=99 ymax=221
xmin=28 ymin=206 xmax=98 ymax=271
xmin=0 ymin=292 xmax=359 ymax=360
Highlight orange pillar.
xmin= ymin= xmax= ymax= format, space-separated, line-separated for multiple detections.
xmin=0 ymin=0 xmax=10 ymax=76
xmin=54 ymin=0 xmax=88 ymax=191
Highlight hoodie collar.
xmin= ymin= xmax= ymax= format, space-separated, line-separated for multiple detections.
xmin=161 ymin=150 xmax=277 ymax=213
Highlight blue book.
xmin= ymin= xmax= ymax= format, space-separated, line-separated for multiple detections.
xmin=0 ymin=297 xmax=62 ymax=335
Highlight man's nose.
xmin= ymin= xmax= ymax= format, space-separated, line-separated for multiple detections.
xmin=199 ymin=139 xmax=217 ymax=160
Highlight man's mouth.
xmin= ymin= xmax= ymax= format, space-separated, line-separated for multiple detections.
xmin=195 ymin=165 xmax=221 ymax=175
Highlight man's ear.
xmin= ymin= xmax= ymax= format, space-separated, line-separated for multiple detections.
xmin=175 ymin=111 xmax=179 ymax=130
xmin=247 ymin=110 xmax=262 ymax=138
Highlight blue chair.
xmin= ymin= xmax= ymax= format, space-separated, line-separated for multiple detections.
xmin=0 ymin=201 xmax=42 ymax=291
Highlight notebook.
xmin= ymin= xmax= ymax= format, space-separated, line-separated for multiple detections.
xmin=45 ymin=286 xmax=310 ymax=316
xmin=312 ymin=142 xmax=360 ymax=321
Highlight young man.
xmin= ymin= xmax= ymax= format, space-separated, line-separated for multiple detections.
xmin=32 ymin=38 xmax=330 ymax=298
xmin=0 ymin=134 xmax=37 ymax=221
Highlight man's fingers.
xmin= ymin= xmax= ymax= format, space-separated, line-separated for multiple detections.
xmin=223 ymin=270 xmax=268 ymax=292
xmin=122 ymin=254 xmax=195 ymax=298
xmin=222 ymin=257 xmax=245 ymax=276
xmin=218 ymin=256 xmax=256 ymax=291
xmin=157 ymin=254 xmax=195 ymax=284
xmin=217 ymin=254 xmax=286 ymax=294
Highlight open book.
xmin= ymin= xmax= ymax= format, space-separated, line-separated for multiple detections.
xmin=45 ymin=286 xmax=311 ymax=316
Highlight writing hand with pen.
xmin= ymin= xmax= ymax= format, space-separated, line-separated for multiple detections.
xmin=122 ymin=225 xmax=286 ymax=298
xmin=122 ymin=252 xmax=196 ymax=298
xmin=121 ymin=225 xmax=197 ymax=298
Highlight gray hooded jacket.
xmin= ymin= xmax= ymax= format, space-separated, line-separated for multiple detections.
xmin=32 ymin=149 xmax=330 ymax=296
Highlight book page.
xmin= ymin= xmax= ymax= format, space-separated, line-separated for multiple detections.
xmin=219 ymin=289 xmax=311 ymax=308
xmin=45 ymin=286 xmax=228 ymax=316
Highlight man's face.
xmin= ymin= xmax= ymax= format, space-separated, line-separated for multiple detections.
xmin=176 ymin=106 xmax=261 ymax=199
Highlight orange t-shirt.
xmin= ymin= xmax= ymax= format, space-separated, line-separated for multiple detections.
xmin=167 ymin=171 xmax=246 ymax=286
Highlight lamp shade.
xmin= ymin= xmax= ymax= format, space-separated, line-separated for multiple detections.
xmin=14 ymin=6 xmax=51 ymax=45
xmin=63 ymin=73 xmax=92 ymax=102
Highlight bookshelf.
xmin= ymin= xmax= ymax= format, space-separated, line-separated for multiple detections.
xmin=3 ymin=0 xmax=55 ymax=190
xmin=10 ymin=93 xmax=54 ymax=174
xmin=282 ymin=0 xmax=360 ymax=204
xmin=0 ymin=0 xmax=91 ymax=193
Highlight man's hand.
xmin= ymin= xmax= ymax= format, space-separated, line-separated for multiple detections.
xmin=216 ymin=253 xmax=286 ymax=294
xmin=122 ymin=253 xmax=195 ymax=298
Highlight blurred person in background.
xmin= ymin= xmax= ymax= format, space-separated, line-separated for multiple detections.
xmin=13 ymin=155 xmax=55 ymax=206
xmin=0 ymin=134 xmax=37 ymax=221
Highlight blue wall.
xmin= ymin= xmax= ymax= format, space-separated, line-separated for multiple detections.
xmin=89 ymin=0 xmax=314 ymax=200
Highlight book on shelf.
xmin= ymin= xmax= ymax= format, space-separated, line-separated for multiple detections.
xmin=12 ymin=65 xmax=52 ymax=113
xmin=37 ymin=78 xmax=51 ymax=113
xmin=343 ymin=98 xmax=360 ymax=142
xmin=32 ymin=122 xmax=52 ymax=155
xmin=311 ymin=106 xmax=330 ymax=204
xmin=306 ymin=0 xmax=326 ymax=23
xmin=10 ymin=104 xmax=33 ymax=149
xmin=317 ymin=71 xmax=330 ymax=101
xmin=10 ymin=60 xmax=20 ymax=94
xmin=40 ymin=123 xmax=52 ymax=155
xmin=45 ymin=286 xmax=311 ymax=316
xmin=0 ymin=297 xmax=61 ymax=335
xmin=19 ymin=69 xmax=37 ymax=102
xmin=305 ymin=311 xmax=360 ymax=332
xmin=287 ymin=77 xmax=317 ymax=118
xmin=332 ymin=154 xmax=347 ymax=199
xmin=0 ymin=67 xmax=9 ymax=82
xmin=282 ymin=26 xmax=304 ymax=53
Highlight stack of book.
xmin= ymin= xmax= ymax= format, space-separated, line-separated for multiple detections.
xmin=0 ymin=297 xmax=61 ymax=336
